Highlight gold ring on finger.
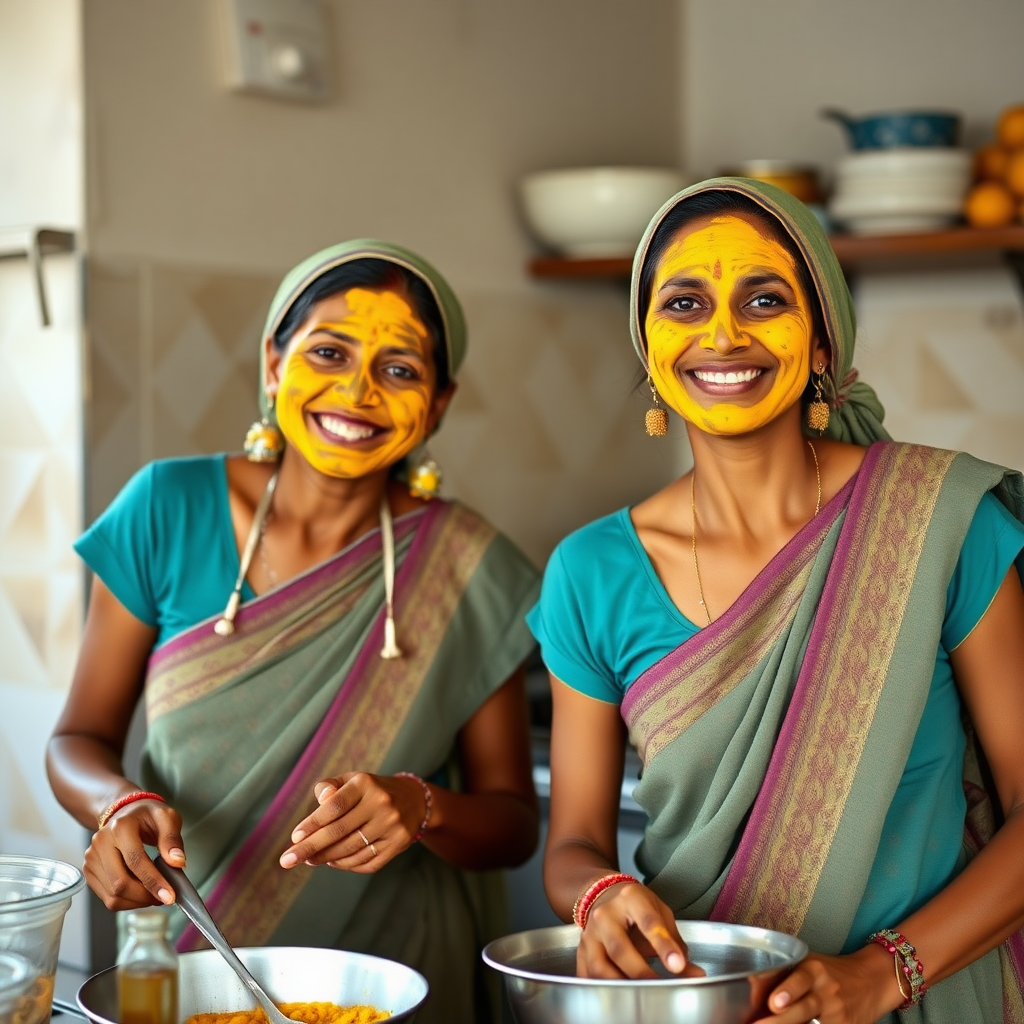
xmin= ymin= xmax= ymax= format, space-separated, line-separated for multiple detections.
xmin=370 ymin=843 xmax=378 ymax=857
xmin=357 ymin=829 xmax=370 ymax=847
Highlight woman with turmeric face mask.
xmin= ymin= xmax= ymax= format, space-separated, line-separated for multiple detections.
xmin=47 ymin=242 xmax=541 ymax=1024
xmin=530 ymin=181 xmax=1024 ymax=1023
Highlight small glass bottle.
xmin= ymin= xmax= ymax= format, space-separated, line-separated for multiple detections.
xmin=117 ymin=908 xmax=179 ymax=1024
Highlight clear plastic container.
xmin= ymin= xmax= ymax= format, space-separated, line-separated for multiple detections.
xmin=0 ymin=951 xmax=36 ymax=1024
xmin=117 ymin=908 xmax=178 ymax=1024
xmin=0 ymin=855 xmax=85 ymax=1024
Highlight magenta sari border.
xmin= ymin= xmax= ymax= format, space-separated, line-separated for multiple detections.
xmin=1009 ymin=931 xmax=1024 ymax=982
xmin=175 ymin=500 xmax=443 ymax=951
xmin=620 ymin=455 xmax=864 ymax=725
xmin=152 ymin=507 xmax=427 ymax=666
xmin=711 ymin=442 xmax=886 ymax=918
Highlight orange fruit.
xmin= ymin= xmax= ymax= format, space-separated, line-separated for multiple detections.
xmin=997 ymin=104 xmax=1024 ymax=148
xmin=1005 ymin=150 xmax=1024 ymax=197
xmin=964 ymin=181 xmax=1016 ymax=228
xmin=974 ymin=144 xmax=1011 ymax=181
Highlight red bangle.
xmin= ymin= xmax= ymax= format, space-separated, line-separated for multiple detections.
xmin=395 ymin=772 xmax=432 ymax=841
xmin=572 ymin=873 xmax=639 ymax=929
xmin=867 ymin=929 xmax=927 ymax=1008
xmin=97 ymin=791 xmax=166 ymax=829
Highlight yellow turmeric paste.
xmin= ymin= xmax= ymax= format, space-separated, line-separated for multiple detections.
xmin=185 ymin=1003 xmax=389 ymax=1024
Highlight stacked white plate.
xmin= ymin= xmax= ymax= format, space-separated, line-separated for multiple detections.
xmin=829 ymin=148 xmax=972 ymax=235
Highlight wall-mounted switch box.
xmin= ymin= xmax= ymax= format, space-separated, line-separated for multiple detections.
xmin=218 ymin=0 xmax=330 ymax=103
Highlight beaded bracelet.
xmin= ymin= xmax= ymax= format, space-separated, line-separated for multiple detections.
xmin=867 ymin=929 xmax=927 ymax=1008
xmin=572 ymin=873 xmax=639 ymax=929
xmin=395 ymin=772 xmax=432 ymax=841
xmin=97 ymin=791 xmax=166 ymax=829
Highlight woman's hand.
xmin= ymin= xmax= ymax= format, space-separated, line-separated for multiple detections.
xmin=753 ymin=946 xmax=901 ymax=1024
xmin=577 ymin=881 xmax=704 ymax=980
xmin=279 ymin=772 xmax=426 ymax=874
xmin=84 ymin=799 xmax=186 ymax=910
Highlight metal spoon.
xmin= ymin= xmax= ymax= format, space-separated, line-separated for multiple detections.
xmin=153 ymin=855 xmax=296 ymax=1024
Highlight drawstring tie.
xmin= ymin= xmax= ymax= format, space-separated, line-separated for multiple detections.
xmin=215 ymin=477 xmax=404 ymax=660
xmin=379 ymin=493 xmax=403 ymax=659
xmin=215 ymin=471 xmax=279 ymax=636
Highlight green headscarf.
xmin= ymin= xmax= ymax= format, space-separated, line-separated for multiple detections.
xmin=257 ymin=239 xmax=468 ymax=424
xmin=629 ymin=177 xmax=890 ymax=445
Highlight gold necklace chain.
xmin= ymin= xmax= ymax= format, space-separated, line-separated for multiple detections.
xmin=691 ymin=440 xmax=820 ymax=626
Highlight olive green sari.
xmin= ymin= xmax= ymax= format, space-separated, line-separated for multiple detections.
xmin=622 ymin=442 xmax=1024 ymax=1022
xmin=141 ymin=498 xmax=538 ymax=1023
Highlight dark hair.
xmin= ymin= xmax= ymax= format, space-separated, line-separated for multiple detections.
xmin=637 ymin=191 xmax=829 ymax=365
xmin=273 ymin=258 xmax=451 ymax=391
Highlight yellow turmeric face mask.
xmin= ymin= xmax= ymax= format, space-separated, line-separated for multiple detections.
xmin=274 ymin=288 xmax=437 ymax=478
xmin=644 ymin=213 xmax=815 ymax=436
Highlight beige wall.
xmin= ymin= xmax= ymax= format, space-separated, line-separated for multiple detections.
xmin=83 ymin=0 xmax=687 ymax=562
xmin=0 ymin=0 xmax=90 ymax=969
xmin=680 ymin=0 xmax=1024 ymax=177
xmin=0 ymin=1 xmax=83 ymax=228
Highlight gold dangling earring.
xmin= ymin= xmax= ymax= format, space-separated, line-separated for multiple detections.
xmin=645 ymin=374 xmax=668 ymax=437
xmin=408 ymin=446 xmax=442 ymax=500
xmin=806 ymin=362 xmax=830 ymax=434
xmin=244 ymin=391 xmax=284 ymax=462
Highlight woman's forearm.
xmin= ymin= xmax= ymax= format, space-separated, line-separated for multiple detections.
xmin=47 ymin=577 xmax=157 ymax=832
xmin=419 ymin=785 xmax=538 ymax=870
xmin=46 ymin=734 xmax=141 ymax=831
xmin=544 ymin=837 xmax=623 ymax=922
xmin=896 ymin=806 xmax=1024 ymax=985
xmin=909 ymin=572 xmax=1024 ymax=985
xmin=544 ymin=677 xmax=630 ymax=921
xmin=761 ymin=809 xmax=1024 ymax=1023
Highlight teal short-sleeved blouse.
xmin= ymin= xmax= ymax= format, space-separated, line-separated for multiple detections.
xmin=74 ymin=455 xmax=253 ymax=646
xmin=527 ymin=491 xmax=1024 ymax=947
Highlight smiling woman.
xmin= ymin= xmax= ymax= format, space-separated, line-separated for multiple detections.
xmin=531 ymin=180 xmax=1024 ymax=1024
xmin=46 ymin=241 xmax=541 ymax=1024
xmin=637 ymin=191 xmax=829 ymax=439
xmin=267 ymin=259 xmax=451 ymax=483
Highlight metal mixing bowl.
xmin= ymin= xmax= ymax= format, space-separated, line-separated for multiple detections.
xmin=76 ymin=946 xmax=428 ymax=1023
xmin=483 ymin=921 xmax=807 ymax=1024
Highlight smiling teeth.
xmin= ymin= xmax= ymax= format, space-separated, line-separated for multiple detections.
xmin=693 ymin=368 xmax=764 ymax=384
xmin=319 ymin=415 xmax=376 ymax=441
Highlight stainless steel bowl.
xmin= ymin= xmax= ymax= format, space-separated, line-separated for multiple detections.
xmin=76 ymin=946 xmax=428 ymax=1023
xmin=483 ymin=921 xmax=807 ymax=1024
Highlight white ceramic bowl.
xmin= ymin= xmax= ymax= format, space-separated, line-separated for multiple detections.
xmin=833 ymin=212 xmax=961 ymax=235
xmin=834 ymin=147 xmax=971 ymax=181
xmin=520 ymin=167 xmax=688 ymax=258
xmin=834 ymin=175 xmax=970 ymax=202
xmin=829 ymin=191 xmax=963 ymax=234
xmin=830 ymin=192 xmax=965 ymax=219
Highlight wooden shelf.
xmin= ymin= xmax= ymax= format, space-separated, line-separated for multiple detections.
xmin=528 ymin=225 xmax=1024 ymax=279
xmin=528 ymin=258 xmax=630 ymax=282
xmin=529 ymin=255 xmax=633 ymax=279
xmin=829 ymin=224 xmax=1024 ymax=266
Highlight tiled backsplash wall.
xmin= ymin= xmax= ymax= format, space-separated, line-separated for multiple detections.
xmin=86 ymin=259 xmax=277 ymax=519
xmin=854 ymin=266 xmax=1024 ymax=473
